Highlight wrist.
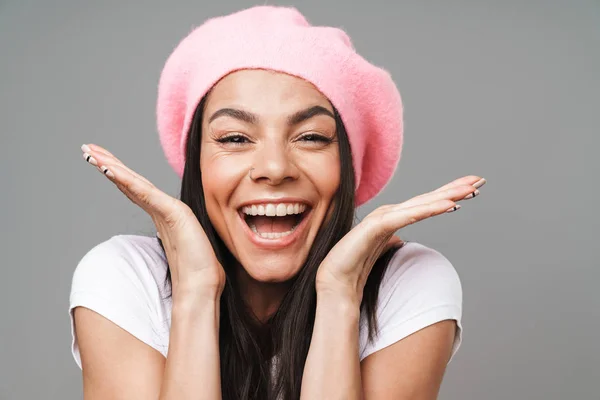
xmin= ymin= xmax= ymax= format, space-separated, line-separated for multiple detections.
xmin=173 ymin=275 xmax=223 ymax=299
xmin=173 ymin=285 xmax=221 ymax=313
xmin=316 ymin=288 xmax=361 ymax=320
xmin=316 ymin=280 xmax=362 ymax=308
xmin=171 ymin=296 xmax=220 ymax=332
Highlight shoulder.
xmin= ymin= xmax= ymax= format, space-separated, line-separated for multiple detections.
xmin=359 ymin=241 xmax=463 ymax=363
xmin=69 ymin=234 xmax=170 ymax=369
xmin=380 ymin=241 xmax=462 ymax=301
xmin=71 ymin=234 xmax=170 ymax=296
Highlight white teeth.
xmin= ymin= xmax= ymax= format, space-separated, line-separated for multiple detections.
xmin=265 ymin=204 xmax=277 ymax=216
xmin=256 ymin=226 xmax=296 ymax=239
xmin=276 ymin=204 xmax=287 ymax=216
xmin=243 ymin=204 xmax=306 ymax=239
xmin=241 ymin=202 xmax=308 ymax=217
xmin=242 ymin=202 xmax=308 ymax=240
xmin=249 ymin=221 xmax=258 ymax=233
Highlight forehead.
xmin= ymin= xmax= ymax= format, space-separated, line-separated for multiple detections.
xmin=204 ymin=69 xmax=333 ymax=114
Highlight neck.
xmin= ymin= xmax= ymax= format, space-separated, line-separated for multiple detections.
xmin=235 ymin=265 xmax=292 ymax=324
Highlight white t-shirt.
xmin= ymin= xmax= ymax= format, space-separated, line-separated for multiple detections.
xmin=68 ymin=234 xmax=463 ymax=370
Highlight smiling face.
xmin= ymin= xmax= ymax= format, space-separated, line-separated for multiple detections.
xmin=199 ymin=69 xmax=341 ymax=283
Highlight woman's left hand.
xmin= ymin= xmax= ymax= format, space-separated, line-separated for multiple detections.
xmin=315 ymin=175 xmax=486 ymax=303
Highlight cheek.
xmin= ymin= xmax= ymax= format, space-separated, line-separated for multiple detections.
xmin=200 ymin=150 xmax=247 ymax=198
xmin=301 ymin=151 xmax=341 ymax=198
xmin=200 ymin=151 xmax=248 ymax=230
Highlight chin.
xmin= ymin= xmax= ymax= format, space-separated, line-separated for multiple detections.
xmin=239 ymin=254 xmax=306 ymax=283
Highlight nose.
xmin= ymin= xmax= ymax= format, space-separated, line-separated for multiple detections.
xmin=249 ymin=138 xmax=299 ymax=185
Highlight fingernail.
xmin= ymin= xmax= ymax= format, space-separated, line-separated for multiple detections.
xmin=473 ymin=178 xmax=486 ymax=189
xmin=462 ymin=189 xmax=480 ymax=200
xmin=81 ymin=144 xmax=91 ymax=153
xmin=82 ymin=152 xmax=98 ymax=166
xmin=446 ymin=204 xmax=461 ymax=213
xmin=98 ymin=165 xmax=114 ymax=179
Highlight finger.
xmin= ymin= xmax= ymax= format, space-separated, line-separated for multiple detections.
xmin=82 ymin=143 xmax=120 ymax=164
xmin=378 ymin=199 xmax=456 ymax=233
xmin=86 ymin=143 xmax=116 ymax=157
xmin=97 ymin=162 xmax=176 ymax=219
xmin=95 ymin=163 xmax=151 ymax=208
xmin=87 ymin=146 xmax=152 ymax=185
xmin=375 ymin=184 xmax=474 ymax=217
xmin=405 ymin=184 xmax=478 ymax=209
xmin=432 ymin=175 xmax=486 ymax=193
xmin=411 ymin=176 xmax=484 ymax=203
xmin=83 ymin=145 xmax=152 ymax=186
xmin=376 ymin=176 xmax=485 ymax=214
xmin=83 ymin=149 xmax=178 ymax=247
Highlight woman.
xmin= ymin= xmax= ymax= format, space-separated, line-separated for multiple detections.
xmin=70 ymin=5 xmax=484 ymax=400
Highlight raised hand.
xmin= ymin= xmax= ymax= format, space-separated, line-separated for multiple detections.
xmin=80 ymin=144 xmax=226 ymax=299
xmin=315 ymin=175 xmax=486 ymax=302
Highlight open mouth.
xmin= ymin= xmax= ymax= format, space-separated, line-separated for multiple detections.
xmin=239 ymin=204 xmax=311 ymax=240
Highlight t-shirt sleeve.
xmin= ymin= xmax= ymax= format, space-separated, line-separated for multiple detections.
xmin=68 ymin=236 xmax=165 ymax=370
xmin=359 ymin=242 xmax=463 ymax=364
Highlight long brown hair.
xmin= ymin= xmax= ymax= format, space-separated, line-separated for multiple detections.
xmin=157 ymin=93 xmax=406 ymax=400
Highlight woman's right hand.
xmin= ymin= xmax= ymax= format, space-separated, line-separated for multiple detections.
xmin=80 ymin=143 xmax=226 ymax=300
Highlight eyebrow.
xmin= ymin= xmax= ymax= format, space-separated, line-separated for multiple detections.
xmin=207 ymin=105 xmax=335 ymax=125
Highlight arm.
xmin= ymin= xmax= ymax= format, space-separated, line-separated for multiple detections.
xmin=74 ymin=307 xmax=166 ymax=399
xmin=360 ymin=319 xmax=457 ymax=399
xmin=301 ymin=175 xmax=481 ymax=398
xmin=76 ymin=143 xmax=227 ymax=399
xmin=299 ymin=289 xmax=457 ymax=400
xmin=159 ymin=288 xmax=222 ymax=400
xmin=75 ymin=287 xmax=222 ymax=400
xmin=300 ymin=290 xmax=362 ymax=400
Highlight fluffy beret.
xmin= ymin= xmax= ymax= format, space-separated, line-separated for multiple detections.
xmin=156 ymin=5 xmax=403 ymax=206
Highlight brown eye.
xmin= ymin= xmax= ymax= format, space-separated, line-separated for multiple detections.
xmin=216 ymin=134 xmax=250 ymax=146
xmin=299 ymin=133 xmax=332 ymax=144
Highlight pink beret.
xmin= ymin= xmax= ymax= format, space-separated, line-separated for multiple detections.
xmin=156 ymin=5 xmax=403 ymax=206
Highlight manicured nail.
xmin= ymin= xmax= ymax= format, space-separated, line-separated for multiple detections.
xmin=81 ymin=144 xmax=91 ymax=153
xmin=473 ymin=178 xmax=486 ymax=189
xmin=98 ymin=165 xmax=114 ymax=179
xmin=82 ymin=152 xmax=98 ymax=166
xmin=462 ymin=189 xmax=480 ymax=200
xmin=446 ymin=204 xmax=461 ymax=213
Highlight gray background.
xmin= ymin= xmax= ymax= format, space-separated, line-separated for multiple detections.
xmin=0 ymin=0 xmax=597 ymax=399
